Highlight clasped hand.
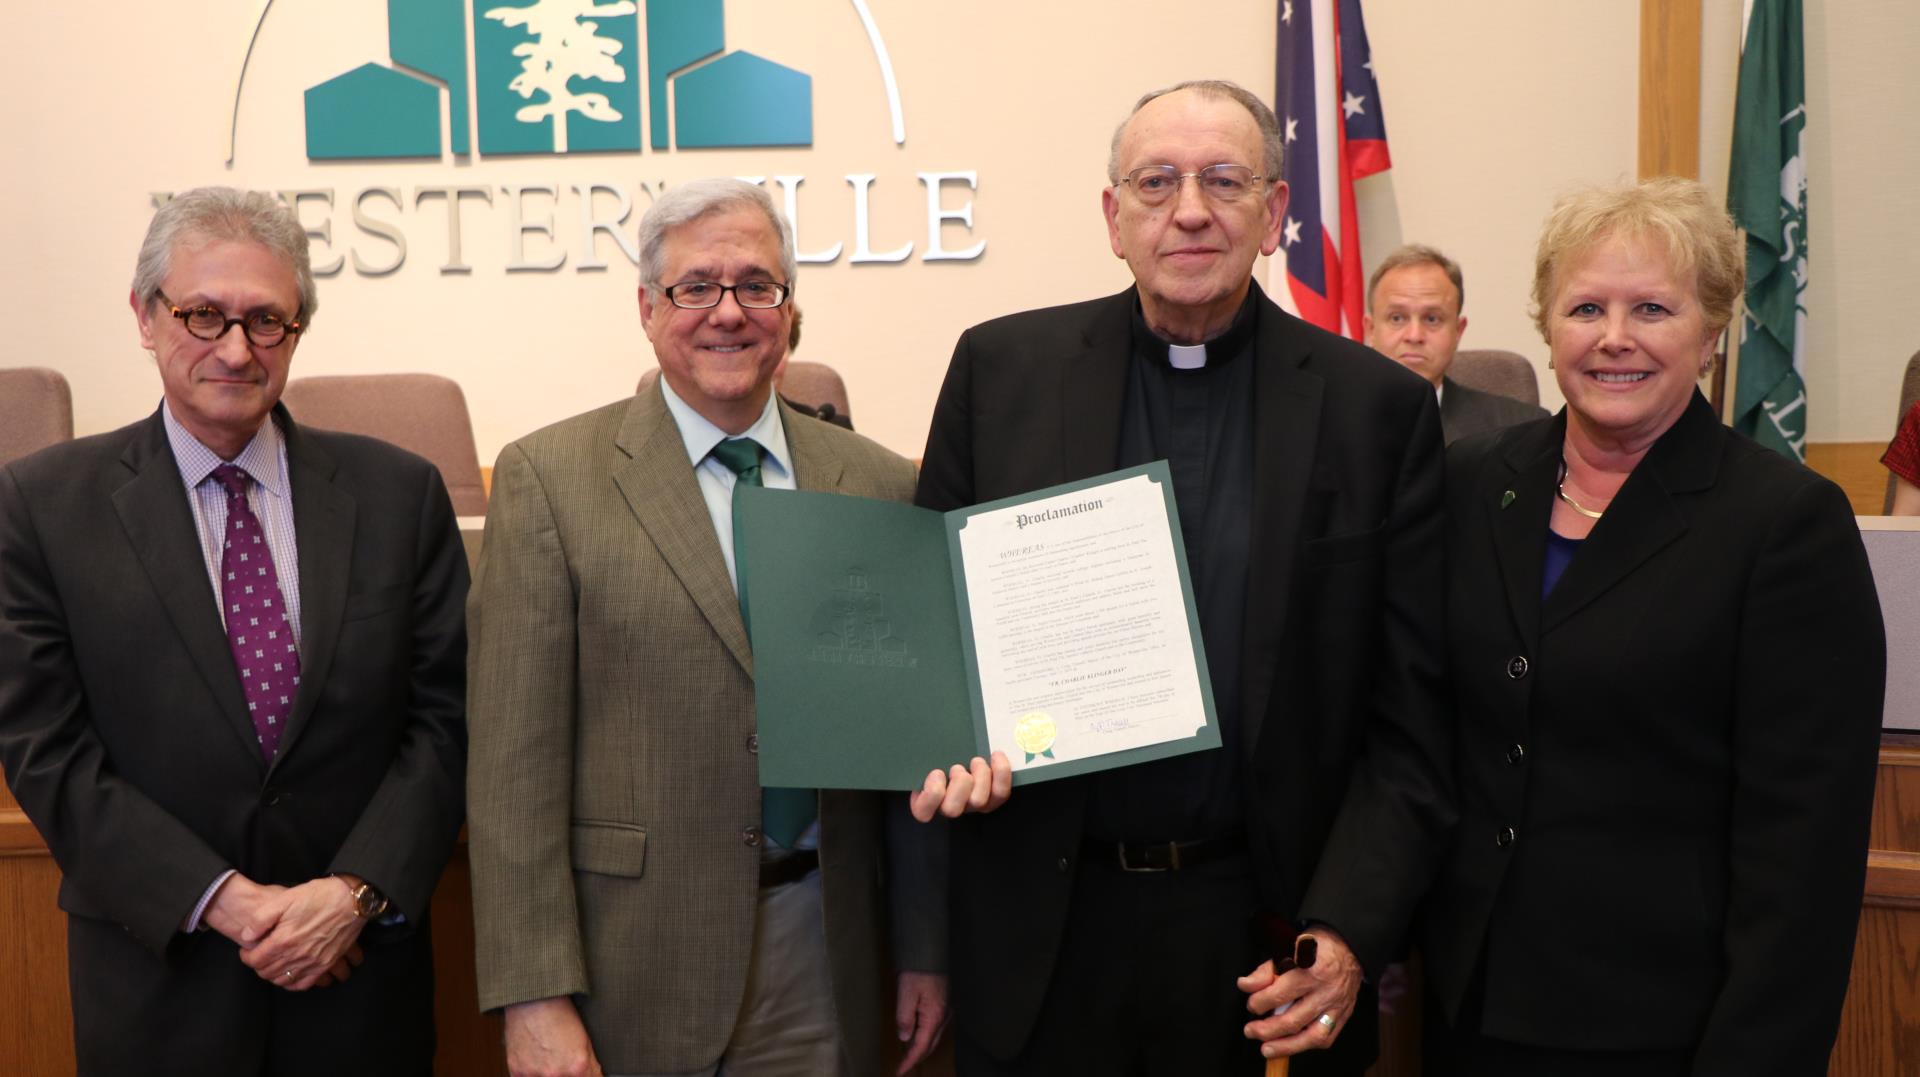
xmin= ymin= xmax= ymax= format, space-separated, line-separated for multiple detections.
xmin=204 ymin=874 xmax=367 ymax=990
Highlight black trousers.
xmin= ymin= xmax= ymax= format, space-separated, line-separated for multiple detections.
xmin=955 ymin=852 xmax=1272 ymax=1077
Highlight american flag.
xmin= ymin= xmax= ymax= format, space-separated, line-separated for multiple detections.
xmin=1274 ymin=0 xmax=1391 ymax=339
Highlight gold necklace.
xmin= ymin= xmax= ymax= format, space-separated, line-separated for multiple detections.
xmin=1556 ymin=459 xmax=1605 ymax=519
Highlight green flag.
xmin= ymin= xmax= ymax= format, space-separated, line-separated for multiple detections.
xmin=1727 ymin=0 xmax=1808 ymax=460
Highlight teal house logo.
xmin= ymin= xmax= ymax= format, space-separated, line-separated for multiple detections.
xmin=305 ymin=0 xmax=812 ymax=159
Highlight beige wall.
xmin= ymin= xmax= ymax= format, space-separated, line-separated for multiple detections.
xmin=1798 ymin=0 xmax=1920 ymax=442
xmin=1355 ymin=1 xmax=1641 ymax=414
xmin=2 ymin=1 xmax=1908 ymax=459
xmin=1700 ymin=0 xmax=1919 ymax=445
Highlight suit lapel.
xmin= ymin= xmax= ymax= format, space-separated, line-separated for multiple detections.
xmin=1240 ymin=298 xmax=1324 ymax=754
xmin=784 ymin=401 xmax=846 ymax=494
xmin=1439 ymin=378 xmax=1465 ymax=433
xmin=1488 ymin=417 xmax=1562 ymax=649
xmin=613 ymin=389 xmax=755 ymax=676
xmin=276 ymin=412 xmax=352 ymax=769
xmin=111 ymin=414 xmax=263 ymax=765
xmin=1542 ymin=393 xmax=1719 ymax=632
xmin=1061 ymin=293 xmax=1133 ymax=482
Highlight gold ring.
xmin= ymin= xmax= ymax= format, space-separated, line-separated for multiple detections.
xmin=283 ymin=970 xmax=295 ymax=981
xmin=1316 ymin=1013 xmax=1335 ymax=1030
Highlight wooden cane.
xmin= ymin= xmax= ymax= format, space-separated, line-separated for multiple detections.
xmin=1264 ymin=933 xmax=1319 ymax=1077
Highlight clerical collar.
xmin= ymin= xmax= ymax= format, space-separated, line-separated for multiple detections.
xmin=1168 ymin=344 xmax=1207 ymax=370
xmin=1129 ymin=286 xmax=1260 ymax=370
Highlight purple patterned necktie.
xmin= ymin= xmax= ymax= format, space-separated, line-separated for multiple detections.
xmin=212 ymin=464 xmax=300 ymax=760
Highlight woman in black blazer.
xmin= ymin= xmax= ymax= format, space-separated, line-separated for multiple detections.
xmin=1421 ymin=178 xmax=1885 ymax=1076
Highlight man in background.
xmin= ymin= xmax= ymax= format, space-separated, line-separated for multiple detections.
xmin=1363 ymin=243 xmax=1545 ymax=443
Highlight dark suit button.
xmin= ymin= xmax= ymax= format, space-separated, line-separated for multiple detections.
xmin=746 ymin=734 xmax=759 ymax=754
xmin=263 ymin=786 xmax=281 ymax=806
xmin=1057 ymin=857 xmax=1070 ymax=873
xmin=1496 ymin=827 xmax=1516 ymax=849
xmin=1506 ymin=656 xmax=1530 ymax=679
xmin=1506 ymin=743 xmax=1527 ymax=766
xmin=742 ymin=825 xmax=763 ymax=848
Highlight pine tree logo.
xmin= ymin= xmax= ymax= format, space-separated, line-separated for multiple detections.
xmin=303 ymin=0 xmax=832 ymax=159
xmin=484 ymin=0 xmax=637 ymax=154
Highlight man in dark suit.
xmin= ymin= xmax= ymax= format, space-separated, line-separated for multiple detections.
xmin=916 ymin=80 xmax=1453 ymax=1074
xmin=1362 ymin=244 xmax=1546 ymax=444
xmin=0 ymin=187 xmax=467 ymax=1076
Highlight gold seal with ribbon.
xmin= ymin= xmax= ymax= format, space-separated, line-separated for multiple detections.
xmin=1013 ymin=711 xmax=1057 ymax=763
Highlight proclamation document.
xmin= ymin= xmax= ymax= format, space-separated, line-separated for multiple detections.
xmin=738 ymin=462 xmax=1220 ymax=790
xmin=953 ymin=469 xmax=1215 ymax=775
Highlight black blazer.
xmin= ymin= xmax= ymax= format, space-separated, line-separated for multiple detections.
xmin=916 ymin=285 xmax=1455 ymax=1072
xmin=1422 ymin=393 xmax=1884 ymax=1072
xmin=1439 ymin=377 xmax=1546 ymax=446
xmin=0 ymin=406 xmax=469 ymax=1076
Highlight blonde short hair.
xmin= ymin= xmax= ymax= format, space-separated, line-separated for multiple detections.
xmin=1529 ymin=177 xmax=1743 ymax=343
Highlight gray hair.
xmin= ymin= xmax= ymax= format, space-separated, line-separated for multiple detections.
xmin=637 ymin=178 xmax=797 ymax=293
xmin=1107 ymin=79 xmax=1285 ymax=186
xmin=131 ymin=187 xmax=318 ymax=323
xmin=1368 ymin=244 xmax=1466 ymax=314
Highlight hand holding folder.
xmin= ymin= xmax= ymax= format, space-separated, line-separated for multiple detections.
xmin=908 ymin=751 xmax=1013 ymax=822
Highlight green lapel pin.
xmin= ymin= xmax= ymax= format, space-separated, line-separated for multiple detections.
xmin=1500 ymin=489 xmax=1516 ymax=509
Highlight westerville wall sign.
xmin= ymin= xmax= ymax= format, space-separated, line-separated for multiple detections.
xmin=204 ymin=0 xmax=984 ymax=276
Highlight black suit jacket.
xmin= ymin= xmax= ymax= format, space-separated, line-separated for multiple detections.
xmin=0 ymin=406 xmax=468 ymax=1077
xmin=1423 ymin=394 xmax=1883 ymax=1072
xmin=916 ymin=285 xmax=1455 ymax=1072
xmin=1439 ymin=377 xmax=1546 ymax=446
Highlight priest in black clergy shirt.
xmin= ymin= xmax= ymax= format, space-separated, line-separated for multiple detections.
xmin=912 ymin=79 xmax=1454 ymax=1076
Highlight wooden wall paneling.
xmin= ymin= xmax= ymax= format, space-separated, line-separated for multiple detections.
xmin=1867 ymin=743 xmax=1920 ymax=852
xmin=0 ymin=808 xmax=41 ymax=857
xmin=1807 ymin=442 xmax=1899 ymax=518
xmin=1828 ymin=903 xmax=1920 ymax=1077
xmin=1638 ymin=0 xmax=1703 ymax=179
xmin=0 ymin=850 xmax=75 ymax=1075
xmin=431 ymin=846 xmax=508 ymax=1077
xmin=1829 ymin=742 xmax=1920 ymax=1076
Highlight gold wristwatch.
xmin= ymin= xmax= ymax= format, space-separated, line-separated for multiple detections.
xmin=338 ymin=877 xmax=390 ymax=920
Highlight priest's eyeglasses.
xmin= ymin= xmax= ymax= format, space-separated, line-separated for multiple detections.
xmin=1116 ymin=164 xmax=1267 ymax=206
xmin=158 ymin=292 xmax=303 ymax=347
xmin=663 ymin=280 xmax=792 ymax=310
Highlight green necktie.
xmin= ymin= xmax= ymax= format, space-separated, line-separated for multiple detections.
xmin=709 ymin=437 xmax=816 ymax=848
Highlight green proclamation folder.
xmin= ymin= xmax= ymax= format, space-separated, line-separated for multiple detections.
xmin=737 ymin=461 xmax=1220 ymax=791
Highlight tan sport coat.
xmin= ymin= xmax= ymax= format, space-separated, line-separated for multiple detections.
xmin=467 ymin=387 xmax=931 ymax=1076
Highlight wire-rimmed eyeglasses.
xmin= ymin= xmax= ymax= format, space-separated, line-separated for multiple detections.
xmin=1113 ymin=164 xmax=1267 ymax=206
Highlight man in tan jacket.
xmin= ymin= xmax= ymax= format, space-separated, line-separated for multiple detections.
xmin=468 ymin=178 xmax=946 ymax=1077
